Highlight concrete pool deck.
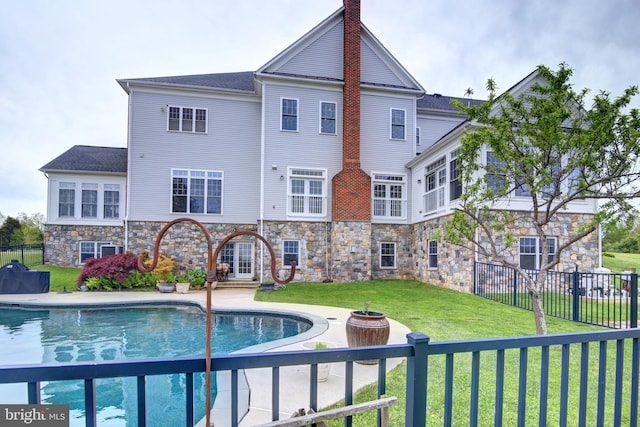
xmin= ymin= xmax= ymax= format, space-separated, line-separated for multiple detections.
xmin=1 ymin=288 xmax=412 ymax=426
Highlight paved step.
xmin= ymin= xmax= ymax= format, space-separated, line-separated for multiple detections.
xmin=215 ymin=280 xmax=259 ymax=289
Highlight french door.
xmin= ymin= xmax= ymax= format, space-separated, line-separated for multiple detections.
xmin=218 ymin=241 xmax=254 ymax=279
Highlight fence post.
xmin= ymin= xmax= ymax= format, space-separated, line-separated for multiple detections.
xmin=572 ymin=267 xmax=580 ymax=323
xmin=631 ymin=273 xmax=638 ymax=329
xmin=513 ymin=267 xmax=518 ymax=307
xmin=405 ymin=332 xmax=429 ymax=427
xmin=41 ymin=243 xmax=45 ymax=265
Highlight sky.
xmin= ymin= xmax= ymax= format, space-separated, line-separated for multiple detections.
xmin=1 ymin=0 xmax=639 ymax=219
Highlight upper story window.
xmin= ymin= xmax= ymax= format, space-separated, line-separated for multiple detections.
xmin=281 ymin=98 xmax=298 ymax=131
xmin=390 ymin=109 xmax=406 ymax=140
xmin=81 ymin=183 xmax=98 ymax=218
xmin=416 ymin=127 xmax=421 ymax=146
xmin=104 ymin=184 xmax=120 ymax=219
xmin=372 ymin=174 xmax=406 ymax=219
xmin=424 ymin=157 xmax=446 ymax=214
xmin=519 ymin=237 xmax=556 ymax=270
xmin=486 ymin=151 xmax=507 ymax=193
xmin=380 ymin=242 xmax=396 ymax=269
xmin=449 ymin=149 xmax=462 ymax=201
xmin=172 ymin=169 xmax=223 ymax=215
xmin=288 ymin=168 xmax=326 ymax=217
xmin=283 ymin=240 xmax=300 ymax=269
xmin=168 ymin=106 xmax=207 ymax=133
xmin=58 ymin=182 xmax=75 ymax=217
xmin=320 ymin=101 xmax=337 ymax=134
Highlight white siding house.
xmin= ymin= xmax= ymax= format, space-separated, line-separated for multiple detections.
xmin=41 ymin=1 xmax=599 ymax=289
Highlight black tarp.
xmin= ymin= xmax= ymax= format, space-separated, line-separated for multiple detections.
xmin=0 ymin=260 xmax=50 ymax=294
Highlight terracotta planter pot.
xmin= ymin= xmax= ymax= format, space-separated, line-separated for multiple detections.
xmin=346 ymin=310 xmax=390 ymax=364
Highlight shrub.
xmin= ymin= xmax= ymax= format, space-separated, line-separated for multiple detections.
xmin=77 ymin=254 xmax=141 ymax=289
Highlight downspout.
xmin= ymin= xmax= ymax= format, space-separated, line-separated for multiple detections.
xmin=258 ymin=78 xmax=266 ymax=282
xmin=124 ymin=82 xmax=133 ymax=253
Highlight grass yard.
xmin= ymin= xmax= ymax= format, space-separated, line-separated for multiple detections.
xmin=36 ymin=265 xmax=82 ymax=292
xmin=602 ymin=251 xmax=640 ymax=273
xmin=255 ymin=280 xmax=634 ymax=426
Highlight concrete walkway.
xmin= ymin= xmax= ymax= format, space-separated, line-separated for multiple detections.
xmin=0 ymin=288 xmax=411 ymax=426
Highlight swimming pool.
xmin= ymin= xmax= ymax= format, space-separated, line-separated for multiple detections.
xmin=0 ymin=303 xmax=314 ymax=426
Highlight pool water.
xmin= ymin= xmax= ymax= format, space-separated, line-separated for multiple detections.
xmin=0 ymin=305 xmax=311 ymax=426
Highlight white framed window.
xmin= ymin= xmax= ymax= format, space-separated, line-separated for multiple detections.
xmin=79 ymin=241 xmax=111 ymax=264
xmin=416 ymin=127 xmax=421 ymax=145
xmin=428 ymin=240 xmax=438 ymax=268
xmin=390 ymin=108 xmax=406 ymax=140
xmin=519 ymin=237 xmax=556 ymax=270
xmin=287 ymin=168 xmax=326 ymax=216
xmin=168 ymin=106 xmax=207 ymax=133
xmin=320 ymin=101 xmax=337 ymax=134
xmin=486 ymin=151 xmax=507 ymax=193
xmin=424 ymin=157 xmax=446 ymax=214
xmin=372 ymin=173 xmax=406 ymax=219
xmin=283 ymin=240 xmax=300 ymax=268
xmin=104 ymin=184 xmax=120 ymax=219
xmin=449 ymin=149 xmax=462 ymax=201
xmin=81 ymin=183 xmax=98 ymax=218
xmin=380 ymin=242 xmax=396 ymax=269
xmin=281 ymin=98 xmax=298 ymax=131
xmin=58 ymin=182 xmax=76 ymax=217
xmin=172 ymin=169 xmax=223 ymax=214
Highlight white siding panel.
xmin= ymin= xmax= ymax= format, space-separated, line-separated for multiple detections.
xmin=417 ymin=116 xmax=465 ymax=150
xmin=361 ymin=41 xmax=405 ymax=87
xmin=127 ymin=90 xmax=261 ymax=224
xmin=275 ymin=22 xmax=343 ymax=80
xmin=262 ymin=83 xmax=343 ymax=221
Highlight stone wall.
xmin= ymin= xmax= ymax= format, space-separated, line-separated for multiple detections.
xmin=259 ymin=220 xmax=331 ymax=282
xmin=331 ymin=221 xmax=372 ymax=282
xmin=127 ymin=220 xmax=257 ymax=272
xmin=371 ymin=223 xmax=413 ymax=280
xmin=411 ymin=215 xmax=475 ymax=292
xmin=44 ymin=224 xmax=125 ymax=267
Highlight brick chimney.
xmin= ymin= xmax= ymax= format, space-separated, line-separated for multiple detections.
xmin=332 ymin=0 xmax=371 ymax=221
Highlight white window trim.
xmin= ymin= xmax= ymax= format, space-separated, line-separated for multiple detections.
xmin=423 ymin=157 xmax=447 ymax=215
xmin=79 ymin=241 xmax=112 ymax=265
xmin=281 ymin=97 xmax=299 ymax=132
xmin=372 ymin=172 xmax=407 ymax=220
xmin=390 ymin=108 xmax=407 ymax=140
xmin=519 ymin=236 xmax=557 ymax=270
xmin=167 ymin=105 xmax=208 ymax=134
xmin=287 ymin=167 xmax=327 ymax=218
xmin=282 ymin=240 xmax=300 ymax=269
xmin=428 ymin=240 xmax=438 ymax=269
xmin=379 ymin=242 xmax=397 ymax=269
xmin=319 ymin=101 xmax=337 ymax=135
xmin=171 ymin=168 xmax=224 ymax=215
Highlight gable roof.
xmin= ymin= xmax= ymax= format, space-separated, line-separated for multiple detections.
xmin=256 ymin=5 xmax=424 ymax=94
xmin=40 ymin=145 xmax=127 ymax=174
xmin=117 ymin=71 xmax=256 ymax=94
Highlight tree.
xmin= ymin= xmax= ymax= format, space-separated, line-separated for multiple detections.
xmin=447 ymin=63 xmax=640 ymax=335
xmin=0 ymin=217 xmax=22 ymax=246
xmin=17 ymin=212 xmax=45 ymax=245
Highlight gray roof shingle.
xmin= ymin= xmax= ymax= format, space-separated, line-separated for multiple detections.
xmin=122 ymin=71 xmax=256 ymax=92
xmin=417 ymin=93 xmax=484 ymax=112
xmin=40 ymin=145 xmax=127 ymax=174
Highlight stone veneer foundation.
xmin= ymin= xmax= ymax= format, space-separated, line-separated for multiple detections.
xmin=45 ymin=225 xmax=125 ymax=267
xmin=45 ymin=211 xmax=598 ymax=290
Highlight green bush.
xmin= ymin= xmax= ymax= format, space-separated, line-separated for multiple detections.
xmin=78 ymin=254 xmax=155 ymax=291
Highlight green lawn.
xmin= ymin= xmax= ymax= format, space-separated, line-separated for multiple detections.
xmin=37 ymin=265 xmax=82 ymax=292
xmin=255 ymin=280 xmax=634 ymax=426
xmin=602 ymin=251 xmax=640 ymax=273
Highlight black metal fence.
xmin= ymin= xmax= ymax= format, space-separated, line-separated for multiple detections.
xmin=475 ymin=262 xmax=639 ymax=328
xmin=0 ymin=243 xmax=44 ymax=267
xmin=1 ymin=328 xmax=639 ymax=426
